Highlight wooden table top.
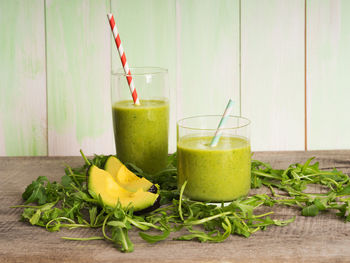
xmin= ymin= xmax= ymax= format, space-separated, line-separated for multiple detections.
xmin=1 ymin=150 xmax=350 ymax=263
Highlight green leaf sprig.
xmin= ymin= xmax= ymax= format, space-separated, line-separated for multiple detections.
xmin=251 ymin=157 xmax=350 ymax=220
xmin=12 ymin=153 xmax=350 ymax=253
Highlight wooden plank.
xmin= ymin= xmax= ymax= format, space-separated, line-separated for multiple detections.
xmin=241 ymin=0 xmax=305 ymax=151
xmin=111 ymin=0 xmax=176 ymax=152
xmin=307 ymin=0 xmax=350 ymax=150
xmin=176 ymin=0 xmax=240 ymax=121
xmin=2 ymin=151 xmax=350 ymax=262
xmin=0 ymin=0 xmax=47 ymax=156
xmin=46 ymin=0 xmax=114 ymax=156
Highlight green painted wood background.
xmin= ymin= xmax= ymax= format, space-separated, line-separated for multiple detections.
xmin=307 ymin=0 xmax=350 ymax=150
xmin=0 ymin=0 xmax=47 ymax=156
xmin=46 ymin=0 xmax=113 ymax=155
xmin=0 ymin=0 xmax=350 ymax=156
xmin=241 ymin=0 xmax=305 ymax=151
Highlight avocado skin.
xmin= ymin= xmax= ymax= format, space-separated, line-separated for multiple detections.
xmin=148 ymin=184 xmax=158 ymax=194
xmin=134 ymin=195 xmax=160 ymax=215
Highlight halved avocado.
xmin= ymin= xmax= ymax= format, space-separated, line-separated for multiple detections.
xmin=87 ymin=165 xmax=159 ymax=212
xmin=104 ymin=156 xmax=154 ymax=193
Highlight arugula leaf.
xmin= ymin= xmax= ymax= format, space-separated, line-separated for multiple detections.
xmin=61 ymin=174 xmax=73 ymax=188
xmin=337 ymin=185 xmax=350 ymax=195
xmin=89 ymin=206 xmax=97 ymax=226
xmin=107 ymin=220 xmax=127 ymax=228
xmin=22 ymin=176 xmax=49 ymax=205
xmin=139 ymin=229 xmax=170 ymax=243
xmin=167 ymin=152 xmax=177 ymax=168
xmin=111 ymin=227 xmax=134 ymax=252
xmin=302 ymin=205 xmax=319 ymax=216
xmin=90 ymin=154 xmax=110 ymax=168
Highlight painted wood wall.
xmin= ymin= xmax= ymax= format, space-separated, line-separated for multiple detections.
xmin=1 ymin=0 xmax=350 ymax=156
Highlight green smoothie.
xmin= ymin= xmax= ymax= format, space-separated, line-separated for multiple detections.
xmin=177 ymin=136 xmax=251 ymax=202
xmin=112 ymin=99 xmax=169 ymax=174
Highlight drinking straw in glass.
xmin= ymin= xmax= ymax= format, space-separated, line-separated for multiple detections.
xmin=210 ymin=99 xmax=234 ymax=147
xmin=107 ymin=13 xmax=140 ymax=105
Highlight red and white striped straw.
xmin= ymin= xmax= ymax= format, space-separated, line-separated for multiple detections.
xmin=107 ymin=13 xmax=140 ymax=105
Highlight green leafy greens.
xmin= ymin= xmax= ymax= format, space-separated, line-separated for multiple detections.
xmin=12 ymin=153 xmax=350 ymax=252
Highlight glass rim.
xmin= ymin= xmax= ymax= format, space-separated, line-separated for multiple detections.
xmin=111 ymin=67 xmax=168 ymax=76
xmin=177 ymin=115 xmax=251 ymax=131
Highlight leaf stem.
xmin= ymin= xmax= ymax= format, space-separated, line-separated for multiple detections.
xmin=185 ymin=211 xmax=232 ymax=226
xmin=61 ymin=236 xmax=104 ymax=241
xmin=102 ymin=213 xmax=113 ymax=241
xmin=178 ymin=181 xmax=187 ymax=221
xmin=80 ymin=149 xmax=91 ymax=166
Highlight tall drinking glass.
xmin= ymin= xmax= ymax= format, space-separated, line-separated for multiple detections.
xmin=177 ymin=115 xmax=251 ymax=202
xmin=111 ymin=67 xmax=169 ymax=174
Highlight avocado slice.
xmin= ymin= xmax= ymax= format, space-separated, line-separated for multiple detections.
xmin=87 ymin=165 xmax=159 ymax=212
xmin=104 ymin=156 xmax=154 ymax=193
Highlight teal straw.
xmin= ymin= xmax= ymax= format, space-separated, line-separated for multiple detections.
xmin=210 ymin=99 xmax=234 ymax=147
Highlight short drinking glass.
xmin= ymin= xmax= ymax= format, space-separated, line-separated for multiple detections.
xmin=177 ymin=115 xmax=251 ymax=202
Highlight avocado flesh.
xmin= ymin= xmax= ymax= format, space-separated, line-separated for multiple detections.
xmin=87 ymin=165 xmax=159 ymax=211
xmin=104 ymin=156 xmax=123 ymax=177
xmin=104 ymin=156 xmax=153 ymax=192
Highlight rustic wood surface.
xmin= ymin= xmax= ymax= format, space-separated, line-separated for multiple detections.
xmin=1 ymin=151 xmax=350 ymax=262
